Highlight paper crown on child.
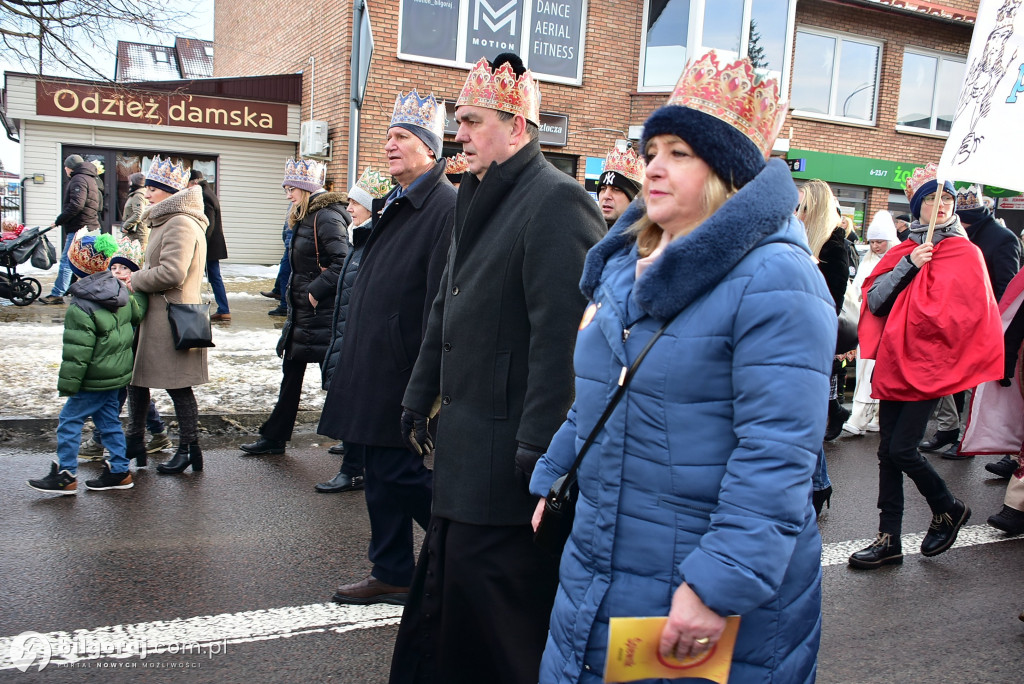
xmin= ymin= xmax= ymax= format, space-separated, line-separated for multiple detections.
xmin=68 ymin=229 xmax=119 ymax=277
xmin=904 ymin=162 xmax=957 ymax=218
xmin=389 ymin=90 xmax=446 ymax=158
xmin=109 ymin=236 xmax=144 ymax=272
xmin=640 ymin=50 xmax=786 ymax=188
xmin=599 ymin=147 xmax=645 ymax=199
xmin=282 ymin=158 xmax=326 ymax=192
xmin=457 ymin=54 xmax=541 ymax=126
xmin=445 ymin=153 xmax=470 ymax=176
xmin=144 ymin=156 xmax=189 ymax=193
xmin=347 ymin=167 xmax=393 ymax=210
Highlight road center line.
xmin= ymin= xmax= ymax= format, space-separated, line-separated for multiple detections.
xmin=2 ymin=525 xmax=1019 ymax=670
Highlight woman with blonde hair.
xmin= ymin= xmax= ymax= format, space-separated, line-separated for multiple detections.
xmin=530 ymin=51 xmax=835 ymax=682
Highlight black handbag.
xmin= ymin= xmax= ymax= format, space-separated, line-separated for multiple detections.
xmin=164 ymin=295 xmax=215 ymax=350
xmin=534 ymin=318 xmax=672 ymax=556
xmin=30 ymin=234 xmax=56 ymax=269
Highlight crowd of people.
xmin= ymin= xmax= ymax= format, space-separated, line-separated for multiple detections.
xmin=21 ymin=47 xmax=1024 ymax=682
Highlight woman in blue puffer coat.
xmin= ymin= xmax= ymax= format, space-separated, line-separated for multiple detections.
xmin=530 ymin=51 xmax=837 ymax=683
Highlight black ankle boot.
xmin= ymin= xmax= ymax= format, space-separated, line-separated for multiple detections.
xmin=157 ymin=443 xmax=202 ymax=474
xmin=824 ymin=399 xmax=851 ymax=441
xmin=126 ymin=435 xmax=147 ymax=468
xmin=849 ymin=532 xmax=903 ymax=569
xmin=813 ymin=486 xmax=833 ymax=517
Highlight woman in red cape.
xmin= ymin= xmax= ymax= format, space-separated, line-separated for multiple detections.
xmin=849 ymin=163 xmax=1002 ymax=570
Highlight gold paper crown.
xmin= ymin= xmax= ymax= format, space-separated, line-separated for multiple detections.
xmin=390 ymin=90 xmax=446 ymax=141
xmin=905 ymin=162 xmax=939 ymax=201
xmin=145 ymin=156 xmax=189 ymax=192
xmin=356 ymin=167 xmax=393 ymax=200
xmin=601 ymin=147 xmax=645 ymax=186
xmin=456 ymin=57 xmax=541 ymax=125
xmin=445 ymin=153 xmax=469 ymax=175
xmin=666 ymin=51 xmax=786 ymax=160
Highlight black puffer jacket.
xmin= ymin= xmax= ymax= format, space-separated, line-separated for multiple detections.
xmin=818 ymin=227 xmax=851 ymax=315
xmin=277 ymin=191 xmax=350 ymax=363
xmin=55 ymin=163 xmax=101 ymax=242
xmin=321 ymin=221 xmax=372 ymax=389
xmin=198 ymin=180 xmax=228 ymax=261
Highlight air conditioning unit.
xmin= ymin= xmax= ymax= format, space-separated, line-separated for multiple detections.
xmin=300 ymin=120 xmax=330 ymax=158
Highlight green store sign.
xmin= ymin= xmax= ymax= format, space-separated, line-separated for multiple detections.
xmin=786 ymin=149 xmax=1020 ymax=198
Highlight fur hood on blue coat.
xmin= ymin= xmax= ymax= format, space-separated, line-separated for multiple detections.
xmin=582 ymin=158 xmax=805 ymax=319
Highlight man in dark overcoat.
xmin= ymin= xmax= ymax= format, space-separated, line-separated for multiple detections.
xmin=325 ymin=90 xmax=455 ymax=605
xmin=389 ymin=53 xmax=606 ymax=684
xmin=39 ymin=155 xmax=102 ymax=304
xmin=188 ymin=170 xmax=230 ymax=320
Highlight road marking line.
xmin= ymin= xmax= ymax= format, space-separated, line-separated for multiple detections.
xmin=821 ymin=523 xmax=1022 ymax=567
xmin=1 ymin=525 xmax=1019 ymax=669
xmin=0 ymin=603 xmax=403 ymax=671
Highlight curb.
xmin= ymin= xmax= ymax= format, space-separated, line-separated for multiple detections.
xmin=0 ymin=410 xmax=323 ymax=433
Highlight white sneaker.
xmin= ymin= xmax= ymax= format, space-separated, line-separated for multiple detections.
xmin=841 ymin=422 xmax=863 ymax=436
xmin=865 ymin=422 xmax=880 ymax=433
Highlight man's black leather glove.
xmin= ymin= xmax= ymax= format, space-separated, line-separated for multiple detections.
xmin=514 ymin=442 xmax=545 ymax=493
xmin=400 ymin=407 xmax=433 ymax=457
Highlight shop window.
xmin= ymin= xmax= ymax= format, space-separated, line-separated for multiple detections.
xmin=897 ymin=49 xmax=965 ymax=133
xmin=791 ymin=28 xmax=881 ymax=125
xmin=640 ymin=0 xmax=794 ymax=91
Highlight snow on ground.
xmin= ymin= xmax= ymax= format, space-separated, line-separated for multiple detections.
xmin=0 ymin=266 xmax=324 ymax=418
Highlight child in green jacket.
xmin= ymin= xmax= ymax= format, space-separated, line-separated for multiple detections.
xmin=28 ymin=234 xmax=146 ymax=494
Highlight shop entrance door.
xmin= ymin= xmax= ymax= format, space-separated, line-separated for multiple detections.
xmin=60 ymin=146 xmax=117 ymax=235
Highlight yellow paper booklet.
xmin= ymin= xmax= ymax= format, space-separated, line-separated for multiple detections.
xmin=604 ymin=615 xmax=741 ymax=683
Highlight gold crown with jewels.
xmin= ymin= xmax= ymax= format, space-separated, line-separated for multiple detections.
xmin=283 ymin=157 xmax=326 ymax=190
xmin=601 ymin=147 xmax=645 ymax=186
xmin=666 ymin=51 xmax=786 ymax=160
xmin=390 ymin=90 xmax=446 ymax=141
xmin=905 ymin=162 xmax=940 ymax=201
xmin=445 ymin=153 xmax=469 ymax=175
xmin=356 ymin=167 xmax=393 ymax=199
xmin=456 ymin=57 xmax=541 ymax=125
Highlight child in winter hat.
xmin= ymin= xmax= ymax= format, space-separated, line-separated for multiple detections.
xmin=68 ymin=230 xmax=119 ymax=277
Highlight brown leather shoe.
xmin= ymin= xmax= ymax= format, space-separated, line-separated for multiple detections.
xmin=211 ymin=312 xmax=231 ymax=322
xmin=331 ymin=575 xmax=409 ymax=606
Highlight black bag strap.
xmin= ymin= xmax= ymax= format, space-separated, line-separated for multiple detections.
xmin=553 ymin=317 xmax=673 ymax=501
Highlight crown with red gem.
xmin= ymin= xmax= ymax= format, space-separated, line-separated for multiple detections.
xmin=666 ymin=51 xmax=786 ymax=160
xmin=390 ymin=90 xmax=446 ymax=141
xmin=445 ymin=153 xmax=469 ymax=175
xmin=601 ymin=147 xmax=645 ymax=186
xmin=456 ymin=57 xmax=541 ymax=125
xmin=905 ymin=162 xmax=939 ymax=201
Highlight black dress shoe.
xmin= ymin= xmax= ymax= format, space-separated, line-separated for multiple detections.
xmin=332 ymin=576 xmax=409 ymax=606
xmin=268 ymin=306 xmax=288 ymax=317
xmin=328 ymin=442 xmax=346 ymax=455
xmin=260 ymin=290 xmax=280 ymax=299
xmin=988 ymin=505 xmax=1024 ymax=535
xmin=315 ymin=472 xmax=365 ymax=493
xmin=985 ymin=455 xmax=1020 ymax=479
xmin=919 ymin=429 xmax=959 ymax=452
xmin=240 ymin=437 xmax=286 ymax=455
xmin=940 ymin=444 xmax=973 ymax=460
xmin=921 ymin=498 xmax=970 ymax=557
xmin=849 ymin=532 xmax=903 ymax=569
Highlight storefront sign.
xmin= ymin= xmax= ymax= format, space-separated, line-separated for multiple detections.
xmin=398 ymin=0 xmax=586 ymax=84
xmin=36 ymin=81 xmax=289 ymax=136
xmin=443 ymin=101 xmax=567 ymax=146
xmin=999 ymin=195 xmax=1024 ymax=210
xmin=787 ymin=148 xmax=1022 ymax=198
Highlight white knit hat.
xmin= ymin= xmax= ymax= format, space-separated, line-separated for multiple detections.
xmin=866 ymin=211 xmax=898 ymax=242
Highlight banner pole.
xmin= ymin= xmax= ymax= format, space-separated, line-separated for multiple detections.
xmin=924 ymin=179 xmax=944 ymax=244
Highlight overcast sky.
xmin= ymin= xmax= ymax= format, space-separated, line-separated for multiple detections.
xmin=1 ymin=1 xmax=214 ymax=176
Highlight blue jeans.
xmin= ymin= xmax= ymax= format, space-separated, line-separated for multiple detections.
xmin=57 ymin=390 xmax=128 ymax=475
xmin=275 ymin=228 xmax=292 ymax=308
xmin=207 ymin=259 xmax=230 ymax=314
xmin=48 ymin=234 xmax=75 ymax=297
xmin=94 ymin=388 xmax=163 ymax=447
xmin=812 ymin=446 xmax=831 ymax=491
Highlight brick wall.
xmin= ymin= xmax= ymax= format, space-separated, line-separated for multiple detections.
xmin=214 ymin=0 xmax=978 ymax=209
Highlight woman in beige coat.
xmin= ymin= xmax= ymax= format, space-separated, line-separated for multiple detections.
xmin=124 ymin=156 xmax=209 ymax=475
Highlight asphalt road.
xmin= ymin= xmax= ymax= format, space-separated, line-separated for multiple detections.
xmin=1 ymin=426 xmax=1022 ymax=683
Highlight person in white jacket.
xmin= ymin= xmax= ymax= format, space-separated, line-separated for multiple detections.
xmin=843 ymin=211 xmax=898 ymax=435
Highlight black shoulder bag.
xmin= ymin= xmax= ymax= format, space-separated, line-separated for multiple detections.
xmin=163 ymin=238 xmax=215 ymax=350
xmin=534 ymin=318 xmax=672 ymax=556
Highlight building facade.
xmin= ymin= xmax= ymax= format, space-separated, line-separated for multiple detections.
xmin=214 ymin=0 xmax=1019 ymax=236
xmin=2 ymin=73 xmax=302 ymax=262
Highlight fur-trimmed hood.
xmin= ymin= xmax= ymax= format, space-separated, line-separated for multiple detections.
xmin=581 ymin=158 xmax=806 ymax=320
xmin=308 ymin=191 xmax=348 ymax=214
xmin=143 ymin=185 xmax=209 ymax=229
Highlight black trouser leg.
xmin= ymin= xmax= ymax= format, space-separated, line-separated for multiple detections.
xmin=260 ymin=357 xmax=307 ymax=442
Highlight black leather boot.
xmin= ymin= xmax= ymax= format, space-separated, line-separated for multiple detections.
xmin=921 ymin=498 xmax=970 ymax=557
xmin=824 ymin=399 xmax=850 ymax=441
xmin=849 ymin=532 xmax=903 ymax=569
xmin=919 ymin=429 xmax=959 ymax=452
xmin=126 ymin=435 xmax=147 ymax=468
xmin=157 ymin=443 xmax=203 ymax=474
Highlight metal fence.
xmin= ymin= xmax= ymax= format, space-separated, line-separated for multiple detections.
xmin=1 ymin=193 xmax=22 ymax=228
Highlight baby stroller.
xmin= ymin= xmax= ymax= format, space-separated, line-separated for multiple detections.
xmin=0 ymin=226 xmax=55 ymax=306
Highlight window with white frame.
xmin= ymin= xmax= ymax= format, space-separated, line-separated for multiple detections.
xmin=639 ymin=0 xmax=794 ymax=92
xmin=790 ymin=28 xmax=881 ymax=124
xmin=897 ymin=49 xmax=966 ymax=133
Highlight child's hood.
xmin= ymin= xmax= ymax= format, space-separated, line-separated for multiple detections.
xmin=68 ymin=270 xmax=129 ymax=314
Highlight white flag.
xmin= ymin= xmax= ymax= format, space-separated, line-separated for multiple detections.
xmin=938 ymin=0 xmax=1024 ymax=192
